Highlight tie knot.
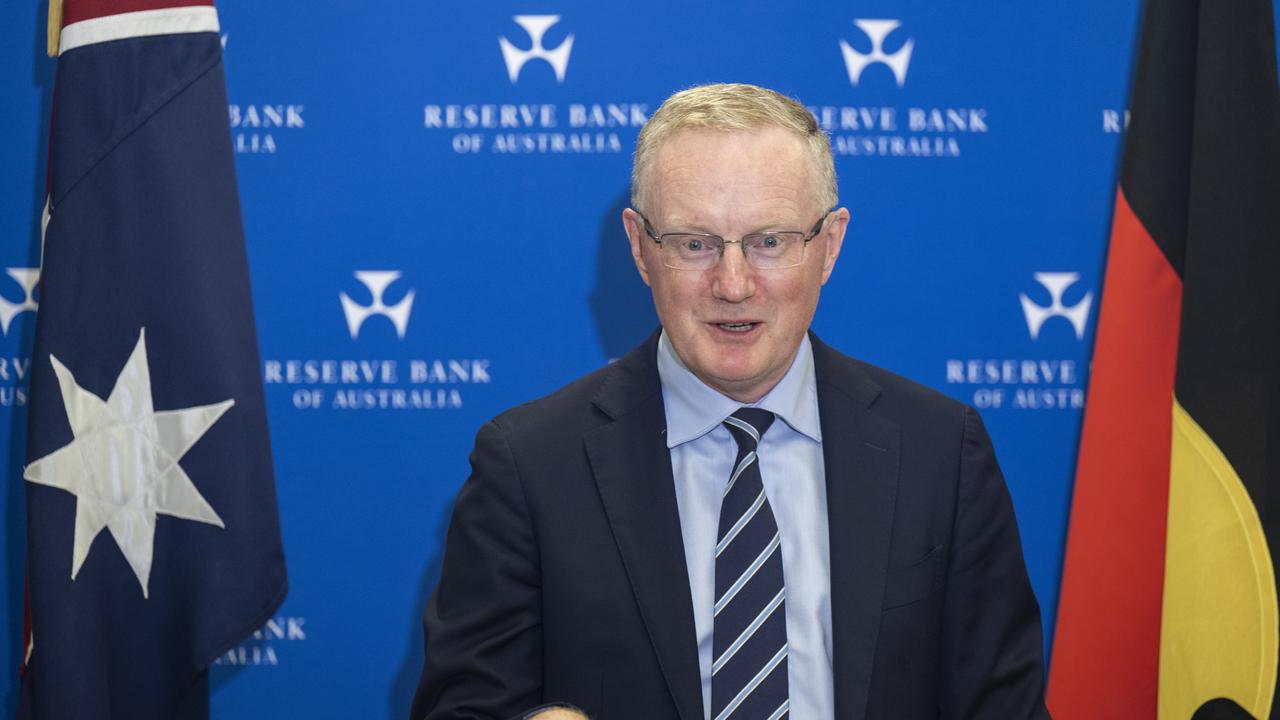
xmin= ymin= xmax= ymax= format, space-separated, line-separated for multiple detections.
xmin=723 ymin=408 xmax=775 ymax=451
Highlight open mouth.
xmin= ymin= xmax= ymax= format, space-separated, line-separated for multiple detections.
xmin=716 ymin=322 xmax=758 ymax=333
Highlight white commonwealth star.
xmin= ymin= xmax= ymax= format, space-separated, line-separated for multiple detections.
xmin=24 ymin=328 xmax=233 ymax=598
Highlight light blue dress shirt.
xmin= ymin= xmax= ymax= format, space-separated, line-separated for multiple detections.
xmin=656 ymin=331 xmax=835 ymax=720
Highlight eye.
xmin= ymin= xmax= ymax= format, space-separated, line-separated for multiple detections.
xmin=685 ymin=238 xmax=705 ymax=252
xmin=760 ymin=234 xmax=781 ymax=249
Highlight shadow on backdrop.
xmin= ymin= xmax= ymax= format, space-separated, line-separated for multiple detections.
xmin=388 ymin=501 xmax=451 ymax=719
xmin=590 ymin=192 xmax=657 ymax=361
xmin=3 ymin=3 xmax=54 ymax=711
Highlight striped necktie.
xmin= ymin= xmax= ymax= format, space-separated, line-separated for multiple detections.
xmin=712 ymin=408 xmax=789 ymax=720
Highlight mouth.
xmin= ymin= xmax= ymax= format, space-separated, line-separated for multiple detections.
xmin=713 ymin=321 xmax=760 ymax=333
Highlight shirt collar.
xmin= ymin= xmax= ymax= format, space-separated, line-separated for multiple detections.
xmin=656 ymin=330 xmax=822 ymax=448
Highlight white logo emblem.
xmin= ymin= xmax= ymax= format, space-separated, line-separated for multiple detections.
xmin=1020 ymin=272 xmax=1093 ymax=340
xmin=0 ymin=267 xmax=40 ymax=335
xmin=839 ymin=19 xmax=914 ymax=87
xmin=339 ymin=270 xmax=415 ymax=339
xmin=24 ymin=329 xmax=232 ymax=597
xmin=499 ymin=15 xmax=574 ymax=83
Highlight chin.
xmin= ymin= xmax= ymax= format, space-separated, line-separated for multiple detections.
xmin=700 ymin=355 xmax=757 ymax=382
xmin=708 ymin=365 xmax=768 ymax=393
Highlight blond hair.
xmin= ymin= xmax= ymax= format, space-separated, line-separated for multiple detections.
xmin=630 ymin=83 xmax=837 ymax=212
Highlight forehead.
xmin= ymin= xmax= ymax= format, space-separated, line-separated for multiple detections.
xmin=647 ymin=127 xmax=817 ymax=220
xmin=652 ymin=126 xmax=811 ymax=179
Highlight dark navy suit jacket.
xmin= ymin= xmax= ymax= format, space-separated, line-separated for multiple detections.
xmin=411 ymin=332 xmax=1050 ymax=719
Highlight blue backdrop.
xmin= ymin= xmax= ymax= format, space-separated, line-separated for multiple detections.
xmin=6 ymin=0 xmax=1271 ymax=717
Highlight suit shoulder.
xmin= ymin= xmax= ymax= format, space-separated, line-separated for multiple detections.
xmin=487 ymin=333 xmax=661 ymax=440
xmin=861 ymin=359 xmax=968 ymax=416
xmin=816 ymin=340 xmax=971 ymax=428
xmin=488 ymin=362 xmax=615 ymax=437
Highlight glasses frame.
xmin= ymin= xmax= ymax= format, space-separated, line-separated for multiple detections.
xmin=635 ymin=208 xmax=835 ymax=270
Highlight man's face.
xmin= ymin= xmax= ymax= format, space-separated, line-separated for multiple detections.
xmin=624 ymin=126 xmax=848 ymax=403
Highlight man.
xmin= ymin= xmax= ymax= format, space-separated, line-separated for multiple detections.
xmin=411 ymin=83 xmax=1049 ymax=720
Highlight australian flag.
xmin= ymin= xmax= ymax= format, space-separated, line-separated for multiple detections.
xmin=19 ymin=1 xmax=287 ymax=717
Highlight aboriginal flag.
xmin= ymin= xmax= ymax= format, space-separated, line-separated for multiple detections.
xmin=1048 ymin=0 xmax=1280 ymax=717
xmin=17 ymin=1 xmax=286 ymax=718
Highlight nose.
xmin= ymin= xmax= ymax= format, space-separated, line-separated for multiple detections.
xmin=710 ymin=243 xmax=755 ymax=302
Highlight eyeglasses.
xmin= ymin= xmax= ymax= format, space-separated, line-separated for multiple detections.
xmin=636 ymin=209 xmax=834 ymax=270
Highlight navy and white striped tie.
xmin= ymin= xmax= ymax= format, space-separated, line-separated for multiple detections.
xmin=712 ymin=408 xmax=789 ymax=720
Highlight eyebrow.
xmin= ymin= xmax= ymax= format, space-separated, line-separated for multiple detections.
xmin=660 ymin=217 xmax=806 ymax=235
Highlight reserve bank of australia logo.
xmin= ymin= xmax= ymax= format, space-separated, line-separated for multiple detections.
xmin=339 ymin=271 xmax=415 ymax=340
xmin=499 ymin=15 xmax=574 ymax=83
xmin=1020 ymin=272 xmax=1093 ymax=340
xmin=839 ymin=19 xmax=914 ymax=87
xmin=0 ymin=267 xmax=40 ymax=335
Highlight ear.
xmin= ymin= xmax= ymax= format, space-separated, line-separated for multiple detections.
xmin=622 ymin=208 xmax=653 ymax=287
xmin=819 ymin=207 xmax=850 ymax=285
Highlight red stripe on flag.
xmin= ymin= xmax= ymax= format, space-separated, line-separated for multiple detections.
xmin=1047 ymin=188 xmax=1182 ymax=718
xmin=62 ymin=0 xmax=214 ymax=27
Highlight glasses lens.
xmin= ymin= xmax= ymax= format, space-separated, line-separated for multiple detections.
xmin=663 ymin=234 xmax=722 ymax=269
xmin=743 ymin=233 xmax=805 ymax=269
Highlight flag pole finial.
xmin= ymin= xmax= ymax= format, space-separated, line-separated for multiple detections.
xmin=47 ymin=0 xmax=63 ymax=57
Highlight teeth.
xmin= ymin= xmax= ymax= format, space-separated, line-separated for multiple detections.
xmin=718 ymin=323 xmax=753 ymax=332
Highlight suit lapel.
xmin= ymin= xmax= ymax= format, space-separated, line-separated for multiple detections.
xmin=586 ymin=336 xmax=703 ymax=720
xmin=812 ymin=335 xmax=902 ymax=720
